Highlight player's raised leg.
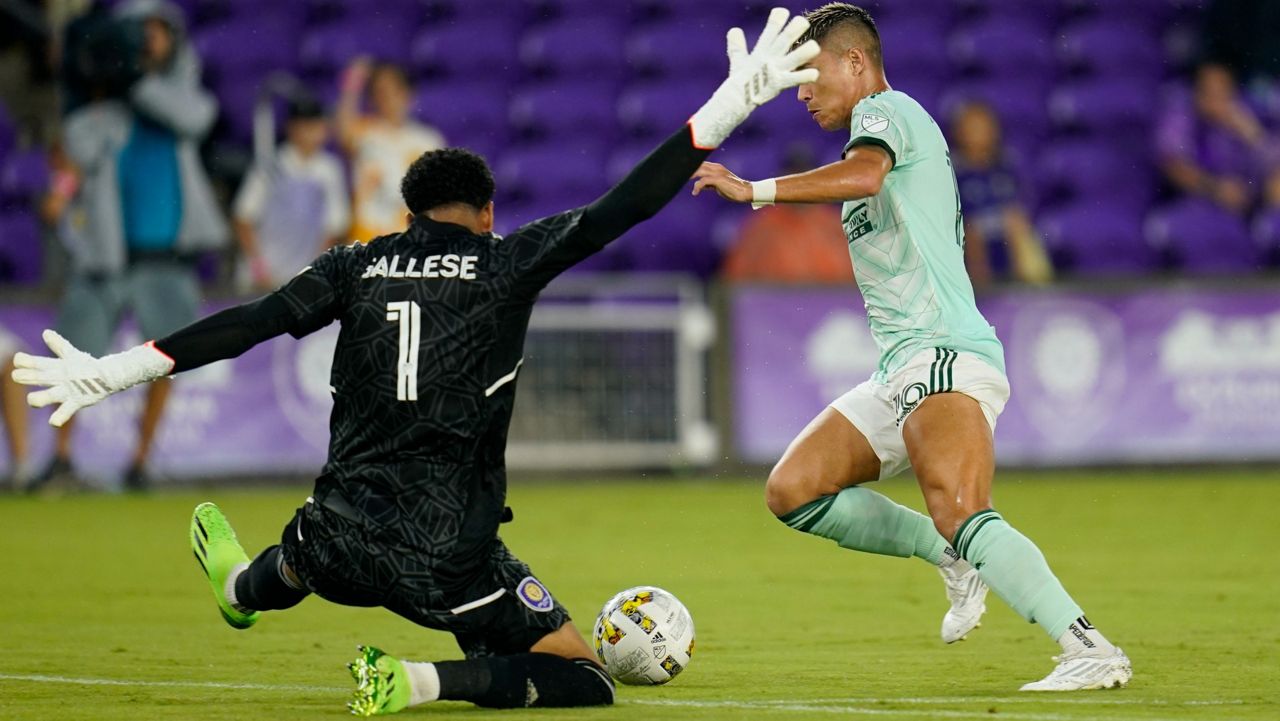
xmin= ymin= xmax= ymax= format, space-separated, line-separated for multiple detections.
xmin=766 ymin=402 xmax=986 ymax=642
xmin=190 ymin=502 xmax=309 ymax=630
xmin=903 ymin=392 xmax=1132 ymax=690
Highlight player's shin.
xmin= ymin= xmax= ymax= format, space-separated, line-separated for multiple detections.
xmin=953 ymin=510 xmax=1114 ymax=652
xmin=779 ymin=486 xmax=958 ymax=565
xmin=414 ymin=654 xmax=614 ymax=709
xmin=233 ymin=545 xmax=308 ymax=612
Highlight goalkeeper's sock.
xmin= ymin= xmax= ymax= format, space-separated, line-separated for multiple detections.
xmin=953 ymin=509 xmax=1094 ymax=642
xmin=428 ymin=654 xmax=614 ymax=708
xmin=779 ymin=486 xmax=953 ymax=565
xmin=402 ymin=661 xmax=441 ymax=707
xmin=233 ymin=545 xmax=308 ymax=612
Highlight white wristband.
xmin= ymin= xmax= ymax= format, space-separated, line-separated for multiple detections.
xmin=750 ymin=178 xmax=777 ymax=210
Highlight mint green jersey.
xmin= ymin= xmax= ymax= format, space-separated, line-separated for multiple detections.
xmin=841 ymin=90 xmax=1005 ymax=379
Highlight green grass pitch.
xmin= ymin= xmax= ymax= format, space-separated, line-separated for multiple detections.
xmin=1 ymin=469 xmax=1277 ymax=720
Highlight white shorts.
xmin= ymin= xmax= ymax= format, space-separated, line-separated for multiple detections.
xmin=830 ymin=348 xmax=1010 ymax=480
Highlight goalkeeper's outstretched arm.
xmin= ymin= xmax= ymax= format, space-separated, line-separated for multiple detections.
xmin=573 ymin=4 xmax=834 ymax=243
xmin=9 ymin=291 xmax=317 ymax=426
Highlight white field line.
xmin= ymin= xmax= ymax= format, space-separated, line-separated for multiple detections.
xmin=629 ymin=698 xmax=1252 ymax=721
xmin=0 ymin=673 xmax=1256 ymax=721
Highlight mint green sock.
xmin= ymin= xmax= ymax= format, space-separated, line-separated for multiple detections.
xmin=954 ymin=509 xmax=1084 ymax=639
xmin=778 ymin=486 xmax=949 ymax=564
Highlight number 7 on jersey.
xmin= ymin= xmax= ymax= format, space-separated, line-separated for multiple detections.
xmin=386 ymin=301 xmax=421 ymax=401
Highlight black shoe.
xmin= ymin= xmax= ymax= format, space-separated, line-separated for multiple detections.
xmin=26 ymin=457 xmax=73 ymax=493
xmin=122 ymin=463 xmax=150 ymax=492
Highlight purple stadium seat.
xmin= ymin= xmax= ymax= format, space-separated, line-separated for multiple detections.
xmin=0 ymin=211 xmax=43 ymax=283
xmin=307 ymin=0 xmax=424 ymax=24
xmin=622 ymin=193 xmax=721 ymax=277
xmin=627 ymin=21 xmax=729 ymax=80
xmin=863 ymin=0 xmax=954 ymax=24
xmin=1049 ymin=79 xmax=1158 ymax=137
xmin=194 ymin=18 xmax=301 ymax=84
xmin=1145 ymin=199 xmax=1264 ymax=273
xmin=412 ymin=82 xmax=508 ymax=156
xmin=618 ymin=81 xmax=715 ymax=140
xmin=519 ymin=19 xmax=625 ymax=80
xmin=494 ymin=141 xmax=609 ymax=207
xmin=1038 ymin=201 xmax=1158 ymax=274
xmin=0 ymin=149 xmax=50 ymax=206
xmin=1063 ymin=0 xmax=1176 ymax=24
xmin=949 ymin=19 xmax=1055 ymax=78
xmin=410 ymin=20 xmax=519 ymax=79
xmin=955 ymin=0 xmax=1060 ymax=28
xmin=878 ymin=20 xmax=949 ymax=80
xmin=509 ymin=81 xmax=619 ymax=141
xmin=1058 ymin=20 xmax=1163 ymax=79
xmin=1036 ymin=139 xmax=1154 ymax=209
xmin=299 ymin=20 xmax=413 ymax=76
xmin=523 ymin=0 xmax=634 ymax=21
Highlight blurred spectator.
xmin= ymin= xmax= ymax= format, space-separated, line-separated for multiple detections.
xmin=336 ymin=58 xmax=444 ymax=241
xmin=32 ymin=0 xmax=227 ymax=492
xmin=1156 ymin=64 xmax=1278 ymax=216
xmin=949 ymin=101 xmax=1052 ymax=287
xmin=0 ymin=332 xmax=30 ymax=490
xmin=720 ymin=145 xmax=852 ymax=283
xmin=233 ymin=93 xmax=350 ymax=290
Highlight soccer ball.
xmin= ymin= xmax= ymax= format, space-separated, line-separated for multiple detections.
xmin=592 ymin=586 xmax=695 ymax=685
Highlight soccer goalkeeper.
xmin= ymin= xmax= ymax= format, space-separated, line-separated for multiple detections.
xmin=12 ymin=9 xmax=819 ymax=715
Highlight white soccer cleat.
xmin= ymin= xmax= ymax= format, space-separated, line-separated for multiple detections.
xmin=1019 ymin=647 xmax=1133 ymax=691
xmin=939 ymin=561 xmax=987 ymax=643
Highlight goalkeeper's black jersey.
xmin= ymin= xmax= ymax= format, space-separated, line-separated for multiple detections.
xmin=270 ymin=211 xmax=600 ymax=575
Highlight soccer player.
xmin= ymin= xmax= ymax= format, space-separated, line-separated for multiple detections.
xmin=692 ymin=3 xmax=1132 ymax=691
xmin=11 ymin=9 xmax=820 ymax=715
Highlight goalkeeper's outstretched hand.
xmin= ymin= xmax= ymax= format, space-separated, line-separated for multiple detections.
xmin=689 ymin=7 xmax=821 ymax=149
xmin=11 ymin=329 xmax=174 ymax=427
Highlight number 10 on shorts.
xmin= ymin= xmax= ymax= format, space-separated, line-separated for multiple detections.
xmin=386 ymin=301 xmax=421 ymax=401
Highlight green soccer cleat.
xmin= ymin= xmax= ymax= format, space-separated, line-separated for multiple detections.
xmin=348 ymin=645 xmax=411 ymax=717
xmin=190 ymin=502 xmax=259 ymax=630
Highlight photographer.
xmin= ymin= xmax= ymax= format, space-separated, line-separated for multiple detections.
xmin=34 ymin=0 xmax=227 ymax=492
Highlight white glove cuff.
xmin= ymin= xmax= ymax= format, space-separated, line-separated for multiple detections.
xmin=100 ymin=342 xmax=176 ymax=391
xmin=688 ymin=82 xmax=751 ymax=150
xmin=750 ymin=178 xmax=777 ymax=209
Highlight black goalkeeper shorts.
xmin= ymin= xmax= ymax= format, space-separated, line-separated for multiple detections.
xmin=279 ymin=499 xmax=571 ymax=658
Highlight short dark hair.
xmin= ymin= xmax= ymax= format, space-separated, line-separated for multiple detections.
xmin=799 ymin=3 xmax=882 ymax=67
xmin=401 ymin=148 xmax=495 ymax=214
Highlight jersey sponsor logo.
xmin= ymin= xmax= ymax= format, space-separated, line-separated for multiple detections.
xmin=842 ymin=202 xmax=874 ymax=241
xmin=360 ymin=254 xmax=479 ymax=280
xmin=516 ymin=576 xmax=555 ymax=613
xmin=860 ymin=113 xmax=889 ymax=133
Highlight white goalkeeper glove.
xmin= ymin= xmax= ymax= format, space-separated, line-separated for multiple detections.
xmin=689 ymin=7 xmax=821 ymax=149
xmin=11 ymin=329 xmax=174 ymax=427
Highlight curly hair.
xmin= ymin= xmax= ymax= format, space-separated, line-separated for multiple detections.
xmin=400 ymin=148 xmax=496 ymax=214
xmin=798 ymin=3 xmax=881 ymax=67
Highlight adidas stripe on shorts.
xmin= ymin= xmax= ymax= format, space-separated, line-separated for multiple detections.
xmin=829 ymin=347 xmax=1010 ymax=480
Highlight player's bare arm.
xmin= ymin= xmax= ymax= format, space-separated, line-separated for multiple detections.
xmin=692 ymin=144 xmax=892 ymax=205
